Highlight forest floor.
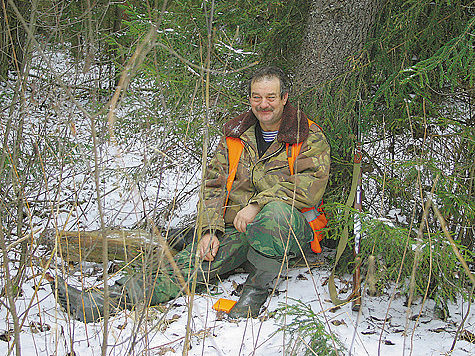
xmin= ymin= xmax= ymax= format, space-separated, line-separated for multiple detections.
xmin=1 ymin=244 xmax=474 ymax=355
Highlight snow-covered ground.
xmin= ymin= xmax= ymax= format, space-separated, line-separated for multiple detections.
xmin=1 ymin=251 xmax=474 ymax=355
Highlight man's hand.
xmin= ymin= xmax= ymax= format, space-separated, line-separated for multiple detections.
xmin=233 ymin=203 xmax=261 ymax=233
xmin=199 ymin=233 xmax=220 ymax=261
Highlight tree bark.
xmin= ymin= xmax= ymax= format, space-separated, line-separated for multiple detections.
xmin=40 ymin=228 xmax=160 ymax=264
xmin=0 ymin=0 xmax=30 ymax=80
xmin=294 ymin=0 xmax=383 ymax=101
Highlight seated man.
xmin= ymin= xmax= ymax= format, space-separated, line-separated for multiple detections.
xmin=52 ymin=66 xmax=330 ymax=323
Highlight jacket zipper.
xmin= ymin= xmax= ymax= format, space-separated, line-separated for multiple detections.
xmin=247 ymin=143 xmax=286 ymax=204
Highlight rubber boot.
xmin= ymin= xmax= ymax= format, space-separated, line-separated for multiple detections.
xmin=52 ymin=276 xmax=129 ymax=323
xmin=227 ymin=268 xmax=277 ymax=319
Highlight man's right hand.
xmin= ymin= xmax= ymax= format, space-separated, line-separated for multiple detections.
xmin=199 ymin=233 xmax=220 ymax=261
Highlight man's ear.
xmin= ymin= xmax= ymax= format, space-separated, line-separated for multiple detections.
xmin=282 ymin=92 xmax=289 ymax=105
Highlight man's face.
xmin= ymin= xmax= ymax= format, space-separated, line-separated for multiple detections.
xmin=249 ymin=77 xmax=288 ymax=131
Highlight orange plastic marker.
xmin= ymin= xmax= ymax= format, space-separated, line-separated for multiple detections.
xmin=212 ymin=298 xmax=237 ymax=313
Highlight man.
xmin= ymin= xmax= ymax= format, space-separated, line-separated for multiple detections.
xmin=53 ymin=66 xmax=330 ymax=322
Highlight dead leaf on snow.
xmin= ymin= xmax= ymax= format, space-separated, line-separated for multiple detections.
xmin=159 ymin=314 xmax=181 ymax=332
xmin=259 ymin=314 xmax=269 ymax=322
xmin=370 ymin=315 xmax=391 ymax=323
xmin=29 ymin=321 xmax=51 ymax=333
xmin=117 ymin=322 xmax=127 ymax=330
xmin=460 ymin=330 xmax=475 ymax=343
xmin=429 ymin=327 xmax=447 ymax=333
xmin=331 ymin=319 xmax=346 ymax=326
xmin=231 ymin=281 xmax=243 ymax=296
xmin=156 ymin=346 xmax=176 ymax=355
xmin=361 ymin=330 xmax=377 ymax=335
xmin=215 ymin=310 xmax=226 ymax=321
xmin=0 ymin=330 xmax=13 ymax=342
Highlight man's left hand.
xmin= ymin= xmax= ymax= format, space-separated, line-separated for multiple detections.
xmin=233 ymin=203 xmax=261 ymax=233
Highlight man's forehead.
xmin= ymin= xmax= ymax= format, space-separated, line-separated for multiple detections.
xmin=250 ymin=77 xmax=281 ymax=93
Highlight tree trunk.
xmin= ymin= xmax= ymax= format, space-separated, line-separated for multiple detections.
xmin=294 ymin=0 xmax=382 ymax=101
xmin=0 ymin=0 xmax=30 ymax=81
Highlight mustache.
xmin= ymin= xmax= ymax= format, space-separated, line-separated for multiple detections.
xmin=257 ymin=108 xmax=273 ymax=112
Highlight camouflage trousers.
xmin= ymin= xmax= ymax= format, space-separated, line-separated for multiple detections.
xmin=117 ymin=201 xmax=313 ymax=306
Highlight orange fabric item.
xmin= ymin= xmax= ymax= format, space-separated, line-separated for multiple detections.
xmin=225 ymin=119 xmax=327 ymax=253
xmin=286 ymin=119 xmax=326 ymax=253
xmin=286 ymin=141 xmax=304 ymax=176
xmin=302 ymin=204 xmax=327 ymax=253
xmin=224 ymin=137 xmax=244 ymax=215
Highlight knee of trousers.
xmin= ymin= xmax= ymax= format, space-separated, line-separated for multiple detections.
xmin=251 ymin=201 xmax=296 ymax=229
xmin=245 ymin=201 xmax=311 ymax=261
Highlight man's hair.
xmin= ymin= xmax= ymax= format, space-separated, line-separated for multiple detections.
xmin=248 ymin=66 xmax=290 ymax=97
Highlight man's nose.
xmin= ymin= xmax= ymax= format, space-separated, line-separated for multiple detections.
xmin=260 ymin=98 xmax=270 ymax=108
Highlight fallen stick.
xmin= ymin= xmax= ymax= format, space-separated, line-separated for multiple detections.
xmin=39 ymin=228 xmax=160 ymax=263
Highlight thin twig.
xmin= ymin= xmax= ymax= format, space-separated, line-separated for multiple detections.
xmin=402 ymin=174 xmax=439 ymax=356
xmin=431 ymin=204 xmax=475 ymax=286
xmin=0 ymin=224 xmax=22 ymax=356
xmin=451 ymin=285 xmax=474 ymax=352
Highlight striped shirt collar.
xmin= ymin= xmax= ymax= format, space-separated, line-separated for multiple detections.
xmin=262 ymin=130 xmax=278 ymax=143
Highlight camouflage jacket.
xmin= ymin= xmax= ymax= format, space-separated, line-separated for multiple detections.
xmin=201 ymin=102 xmax=330 ymax=236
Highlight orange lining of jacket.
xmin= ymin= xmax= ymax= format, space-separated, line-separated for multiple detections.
xmin=224 ymin=119 xmax=327 ymax=253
